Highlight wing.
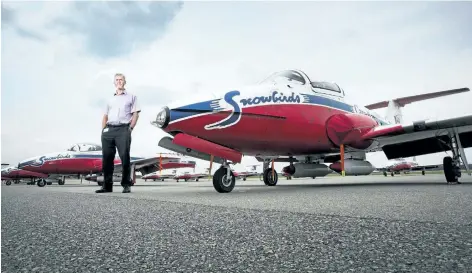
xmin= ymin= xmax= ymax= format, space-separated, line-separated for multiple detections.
xmin=113 ymin=157 xmax=165 ymax=176
xmin=411 ymin=164 xmax=440 ymax=171
xmin=361 ymin=115 xmax=472 ymax=159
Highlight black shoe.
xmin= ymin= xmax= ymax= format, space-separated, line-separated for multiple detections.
xmin=95 ymin=184 xmax=113 ymax=193
xmin=122 ymin=186 xmax=131 ymax=193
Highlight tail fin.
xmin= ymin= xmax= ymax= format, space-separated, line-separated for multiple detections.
xmin=364 ymin=87 xmax=470 ymax=124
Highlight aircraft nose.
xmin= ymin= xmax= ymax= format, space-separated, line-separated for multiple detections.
xmin=151 ymin=106 xmax=170 ymax=129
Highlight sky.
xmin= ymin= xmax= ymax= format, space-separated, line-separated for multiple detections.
xmin=1 ymin=1 xmax=472 ymax=174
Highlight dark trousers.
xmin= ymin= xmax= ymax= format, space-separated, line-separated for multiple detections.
xmin=101 ymin=125 xmax=132 ymax=187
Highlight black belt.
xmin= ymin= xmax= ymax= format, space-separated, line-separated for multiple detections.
xmin=106 ymin=123 xmax=130 ymax=127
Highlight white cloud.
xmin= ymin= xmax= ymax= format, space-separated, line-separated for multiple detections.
xmin=2 ymin=1 xmax=472 ymax=173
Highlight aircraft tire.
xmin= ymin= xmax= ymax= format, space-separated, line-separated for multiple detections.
xmin=263 ymin=168 xmax=278 ymax=186
xmin=58 ymin=180 xmax=65 ymax=185
xmin=6 ymin=180 xmax=11 ymax=186
xmin=443 ymin=156 xmax=458 ymax=183
xmin=37 ymin=179 xmax=46 ymax=187
xmin=422 ymin=170 xmax=425 ymax=175
xmin=212 ymin=167 xmax=235 ymax=193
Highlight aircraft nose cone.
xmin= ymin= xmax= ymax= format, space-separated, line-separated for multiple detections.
xmin=151 ymin=106 xmax=170 ymax=129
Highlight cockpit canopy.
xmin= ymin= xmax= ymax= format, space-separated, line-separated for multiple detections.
xmin=67 ymin=143 xmax=102 ymax=152
xmin=260 ymin=70 xmax=307 ymax=85
xmin=260 ymin=69 xmax=344 ymax=96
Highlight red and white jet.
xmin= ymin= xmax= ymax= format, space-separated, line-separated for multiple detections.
xmin=173 ymin=171 xmax=208 ymax=182
xmin=1 ymin=166 xmax=48 ymax=186
xmin=377 ymin=157 xmax=439 ymax=177
xmin=141 ymin=172 xmax=177 ymax=182
xmin=151 ymin=69 xmax=471 ymax=193
xmin=232 ymin=165 xmax=261 ymax=181
xmin=16 ymin=143 xmax=196 ymax=187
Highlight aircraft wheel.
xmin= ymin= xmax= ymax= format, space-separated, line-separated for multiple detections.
xmin=263 ymin=168 xmax=278 ymax=186
xmin=212 ymin=167 xmax=235 ymax=193
xmin=383 ymin=171 xmax=387 ymax=177
xmin=243 ymin=178 xmax=246 ymax=181
xmin=47 ymin=182 xmax=53 ymax=185
xmin=422 ymin=170 xmax=425 ymax=175
xmin=161 ymin=179 xmax=164 ymax=181
xmin=391 ymin=172 xmax=394 ymax=177
xmin=37 ymin=179 xmax=46 ymax=187
xmin=443 ymin=156 xmax=459 ymax=183
xmin=58 ymin=180 xmax=65 ymax=185
xmin=6 ymin=180 xmax=12 ymax=186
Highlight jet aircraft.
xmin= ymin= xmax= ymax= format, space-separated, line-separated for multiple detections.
xmin=151 ymin=69 xmax=472 ymax=193
xmin=377 ymin=157 xmax=439 ymax=176
xmin=16 ymin=143 xmax=196 ymax=187
xmin=1 ymin=166 xmax=48 ymax=186
xmin=173 ymin=171 xmax=208 ymax=182
xmin=232 ymin=164 xmax=261 ymax=181
xmin=142 ymin=172 xmax=177 ymax=181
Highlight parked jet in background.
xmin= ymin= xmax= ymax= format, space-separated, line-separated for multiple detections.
xmin=174 ymin=171 xmax=208 ymax=182
xmin=1 ymin=166 xmax=48 ymax=186
xmin=142 ymin=172 xmax=176 ymax=181
xmin=377 ymin=157 xmax=439 ymax=176
xmin=17 ymin=143 xmax=196 ymax=187
xmin=152 ymin=69 xmax=471 ymax=193
xmin=232 ymin=164 xmax=261 ymax=181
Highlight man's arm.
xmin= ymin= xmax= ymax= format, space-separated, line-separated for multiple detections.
xmin=130 ymin=95 xmax=141 ymax=129
xmin=130 ymin=112 xmax=139 ymax=129
xmin=102 ymin=115 xmax=108 ymax=129
xmin=102 ymin=103 xmax=109 ymax=129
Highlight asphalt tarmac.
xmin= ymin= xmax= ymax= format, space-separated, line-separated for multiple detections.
xmin=2 ymin=174 xmax=472 ymax=273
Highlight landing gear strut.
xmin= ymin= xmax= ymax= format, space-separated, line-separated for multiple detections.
xmin=443 ymin=128 xmax=470 ymax=184
xmin=212 ymin=160 xmax=235 ymax=193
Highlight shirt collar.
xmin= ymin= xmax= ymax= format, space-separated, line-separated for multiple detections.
xmin=114 ymin=89 xmax=127 ymax=96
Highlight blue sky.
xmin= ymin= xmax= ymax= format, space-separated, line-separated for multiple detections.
xmin=1 ymin=1 xmax=472 ymax=173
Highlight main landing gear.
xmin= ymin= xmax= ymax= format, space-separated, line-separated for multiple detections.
xmin=262 ymin=160 xmax=278 ymax=186
xmin=442 ymin=128 xmax=470 ymax=184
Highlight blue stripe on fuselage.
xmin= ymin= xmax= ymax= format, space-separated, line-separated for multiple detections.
xmin=169 ymin=93 xmax=354 ymax=122
xmin=300 ymin=93 xmax=353 ymax=113
xmin=168 ymin=92 xmax=390 ymax=126
xmin=170 ymin=100 xmax=217 ymax=122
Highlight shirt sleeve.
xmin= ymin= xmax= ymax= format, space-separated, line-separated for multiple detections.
xmin=131 ymin=95 xmax=141 ymax=113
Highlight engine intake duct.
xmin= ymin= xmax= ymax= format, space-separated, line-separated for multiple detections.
xmin=325 ymin=113 xmax=378 ymax=149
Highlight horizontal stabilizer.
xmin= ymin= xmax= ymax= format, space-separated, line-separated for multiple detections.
xmin=365 ymin=87 xmax=470 ymax=110
xmin=158 ymin=136 xmax=227 ymax=164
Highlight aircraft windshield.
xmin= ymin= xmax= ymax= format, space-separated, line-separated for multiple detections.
xmin=67 ymin=143 xmax=102 ymax=152
xmin=311 ymin=81 xmax=342 ymax=93
xmin=260 ymin=70 xmax=306 ymax=85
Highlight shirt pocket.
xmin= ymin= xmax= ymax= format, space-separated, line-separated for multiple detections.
xmin=124 ymin=100 xmax=133 ymax=113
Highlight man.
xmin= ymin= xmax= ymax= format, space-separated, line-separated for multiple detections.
xmin=96 ymin=73 xmax=141 ymax=193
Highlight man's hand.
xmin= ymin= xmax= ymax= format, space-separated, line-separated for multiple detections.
xmin=130 ymin=112 xmax=139 ymax=130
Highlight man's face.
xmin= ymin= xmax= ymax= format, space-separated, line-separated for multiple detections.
xmin=114 ymin=75 xmax=125 ymax=89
